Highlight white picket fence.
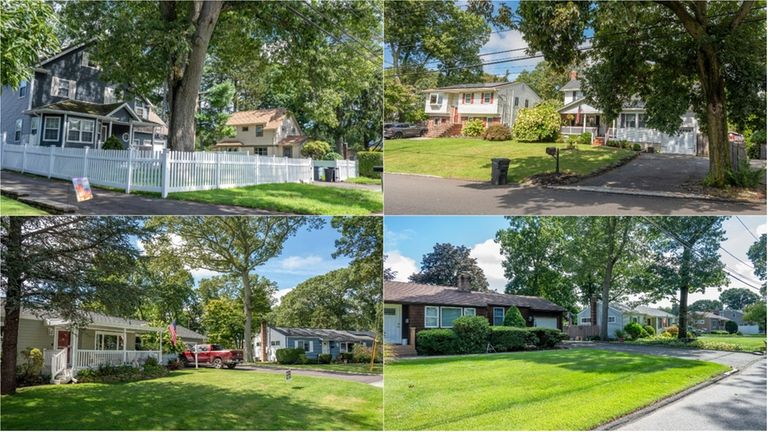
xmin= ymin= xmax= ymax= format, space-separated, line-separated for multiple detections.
xmin=312 ymin=159 xmax=359 ymax=181
xmin=1 ymin=144 xmax=319 ymax=198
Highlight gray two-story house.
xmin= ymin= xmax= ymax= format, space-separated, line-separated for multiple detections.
xmin=1 ymin=42 xmax=167 ymax=150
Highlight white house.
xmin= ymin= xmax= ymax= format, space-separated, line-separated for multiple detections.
xmin=576 ymin=302 xmax=677 ymax=338
xmin=422 ymin=82 xmax=541 ymax=137
xmin=254 ymin=326 xmax=374 ymax=362
xmin=213 ymin=108 xmax=307 ymax=157
xmin=558 ymin=72 xmax=699 ymax=154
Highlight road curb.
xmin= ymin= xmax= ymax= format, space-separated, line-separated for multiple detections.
xmin=238 ymin=364 xmax=382 ymax=377
xmin=544 ymin=184 xmax=760 ymax=204
xmin=595 ymin=368 xmax=739 ymax=430
xmin=1 ymin=188 xmax=76 ymax=214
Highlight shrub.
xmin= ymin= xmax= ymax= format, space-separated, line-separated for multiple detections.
xmin=323 ymin=151 xmax=343 ymax=160
xmin=643 ymin=325 xmax=656 ymax=336
xmin=352 ymin=344 xmax=379 ymax=363
xmin=275 ymin=348 xmax=305 ymax=364
xmin=452 ymin=316 xmax=491 ymax=354
xmin=300 ymin=140 xmax=332 ymax=159
xmin=664 ymin=325 xmax=679 ymax=337
xmin=511 ymin=101 xmax=560 ymax=142
xmin=462 ymin=119 xmax=485 ymax=137
xmin=318 ymin=353 xmax=332 ymax=364
xmin=102 ymin=135 xmax=123 ymax=150
xmin=606 ymin=140 xmax=620 ymax=148
xmin=338 ymin=352 xmax=354 ymax=363
xmin=660 ymin=331 xmax=673 ymax=338
xmin=725 ymin=320 xmax=739 ymax=334
xmin=489 ymin=327 xmax=537 ymax=351
xmin=710 ymin=330 xmax=729 ymax=335
xmin=632 ymin=143 xmax=642 ymax=151
xmin=18 ymin=347 xmax=44 ymax=378
xmin=726 ymin=160 xmax=764 ymax=188
xmin=747 ymin=129 xmax=765 ymax=159
xmin=614 ymin=329 xmax=626 ymax=340
xmin=297 ymin=353 xmax=310 ymax=364
xmin=577 ymin=132 xmax=592 ymax=145
xmin=416 ymin=329 xmax=458 ymax=355
xmin=357 ymin=151 xmax=383 ymax=178
xmin=482 ymin=124 xmax=512 ymax=141
xmin=502 ymin=306 xmax=526 ymax=327
xmin=144 ymin=356 xmax=159 ymax=367
xmin=527 ymin=327 xmax=566 ymax=348
xmin=624 ymin=322 xmax=649 ymax=340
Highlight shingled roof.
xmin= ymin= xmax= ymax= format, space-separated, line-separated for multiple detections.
xmin=226 ymin=108 xmax=291 ymax=128
xmin=384 ymin=281 xmax=566 ymax=312
xmin=272 ymin=327 xmax=375 ymax=343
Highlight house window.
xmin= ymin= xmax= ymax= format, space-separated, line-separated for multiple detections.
xmin=14 ymin=119 xmax=22 ymax=142
xmin=57 ymin=78 xmax=73 ymax=98
xmin=134 ymin=98 xmax=148 ymax=119
xmin=429 ymin=93 xmax=441 ymax=105
xmin=482 ymin=93 xmax=491 ymax=103
xmin=631 ymin=316 xmax=638 ymax=323
xmin=67 ymin=118 xmax=95 ymax=143
xmin=463 ymin=308 xmax=476 ymax=317
xmin=440 ymin=307 xmax=462 ymax=328
xmin=637 ymin=114 xmax=647 ymax=128
xmin=81 ymin=51 xmax=98 ymax=68
xmin=95 ymin=332 xmax=125 ymax=351
xmin=493 ymin=307 xmax=505 ymax=326
xmin=514 ymin=96 xmax=519 ymax=107
xmin=620 ymin=113 xmax=636 ymax=128
xmin=463 ymin=93 xmax=472 ymax=104
xmin=254 ymin=147 xmax=268 ymax=156
xmin=43 ymin=117 xmax=60 ymax=141
xmin=339 ymin=342 xmax=355 ymax=353
xmin=19 ymin=81 xmax=28 ymax=98
xmin=30 ymin=117 xmax=38 ymax=136
xmin=104 ymin=87 xmax=117 ymax=104
xmin=242 ymin=126 xmax=249 ymax=132
xmin=270 ymin=341 xmax=280 ymax=346
xmin=524 ymin=99 xmax=529 ymax=108
xmin=133 ymin=138 xmax=142 ymax=147
xmin=254 ymin=125 xmax=264 ymax=137
xmin=433 ymin=118 xmax=439 ymax=126
xmin=294 ymin=340 xmax=312 ymax=351
xmin=607 ymin=316 xmax=616 ymax=323
xmin=425 ymin=306 xmax=439 ymax=328
xmin=581 ymin=318 xmax=591 ymax=324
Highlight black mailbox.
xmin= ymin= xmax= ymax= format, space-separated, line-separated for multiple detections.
xmin=546 ymin=147 xmax=557 ymax=156
xmin=373 ymin=166 xmax=383 ymax=173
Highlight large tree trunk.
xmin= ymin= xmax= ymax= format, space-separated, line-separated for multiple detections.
xmin=164 ymin=0 xmax=223 ymax=152
xmin=259 ymin=320 xmax=268 ymax=362
xmin=677 ymin=246 xmax=692 ymax=340
xmin=241 ymin=270 xmax=254 ymax=362
xmin=599 ymin=218 xmax=617 ymax=341
xmin=1 ymin=218 xmax=24 ymax=395
xmin=696 ymin=44 xmax=730 ymax=186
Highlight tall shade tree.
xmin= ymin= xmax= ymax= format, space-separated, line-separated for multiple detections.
xmin=645 ymin=217 xmax=728 ymax=339
xmin=747 ymin=233 xmax=766 ymax=296
xmin=515 ymin=60 xmax=577 ymax=103
xmin=149 ymin=216 xmax=320 ymax=361
xmin=719 ymin=287 xmax=761 ymax=310
xmin=409 ymin=243 xmax=489 ymax=292
xmin=496 ymin=217 xmax=576 ymax=310
xmin=516 ymin=1 xmax=766 ymax=186
xmin=688 ymin=299 xmax=724 ymax=312
xmin=0 ymin=0 xmax=60 ymax=89
xmin=0 ymin=217 xmax=145 ymax=394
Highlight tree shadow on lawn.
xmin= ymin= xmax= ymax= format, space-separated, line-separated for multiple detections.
xmin=1 ymin=370 xmax=381 ymax=430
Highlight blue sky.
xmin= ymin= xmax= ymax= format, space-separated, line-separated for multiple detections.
xmin=385 ymin=216 xmax=767 ymax=307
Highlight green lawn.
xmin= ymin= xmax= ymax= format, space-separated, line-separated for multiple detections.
xmin=0 ymin=195 xmax=48 ymax=216
xmin=346 ymin=176 xmax=382 ymax=185
xmin=167 ymin=183 xmax=382 ymax=215
xmin=384 ymin=138 xmax=636 ymax=182
xmin=1 ymin=369 xmax=382 ymax=430
xmin=384 ymin=349 xmax=728 ymax=430
xmin=627 ymin=334 xmax=767 ymax=352
xmin=696 ymin=334 xmax=766 ymax=352
xmin=245 ymin=362 xmax=383 ymax=375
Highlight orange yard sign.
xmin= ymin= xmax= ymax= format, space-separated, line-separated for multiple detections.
xmin=72 ymin=177 xmax=93 ymax=202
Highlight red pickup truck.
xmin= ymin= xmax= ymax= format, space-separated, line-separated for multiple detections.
xmin=181 ymin=344 xmax=243 ymax=369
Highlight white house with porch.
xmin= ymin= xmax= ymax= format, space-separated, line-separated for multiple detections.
xmin=0 ymin=305 xmax=205 ymax=383
xmin=558 ymin=72 xmax=699 ymax=155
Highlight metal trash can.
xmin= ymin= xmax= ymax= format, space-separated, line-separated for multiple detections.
xmin=490 ymin=158 xmax=511 ymax=185
xmin=313 ymin=166 xmax=323 ymax=181
xmin=324 ymin=167 xmax=338 ymax=182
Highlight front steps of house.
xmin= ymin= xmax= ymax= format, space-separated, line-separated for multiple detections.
xmin=51 ymin=368 xmax=75 ymax=385
xmin=385 ymin=344 xmax=417 ymax=360
xmin=592 ymin=136 xmax=605 ymax=146
xmin=427 ymin=123 xmax=463 ymax=138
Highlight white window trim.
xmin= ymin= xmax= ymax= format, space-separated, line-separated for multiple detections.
xmin=483 ymin=93 xmax=492 ymax=103
xmin=424 ymin=306 xmax=439 ymax=328
xmin=463 ymin=93 xmax=472 ymax=104
xmin=104 ymin=86 xmax=117 ymax=104
xmin=14 ymin=119 xmax=22 ymax=142
xmin=254 ymin=125 xmax=264 ymax=137
xmin=43 ymin=117 xmax=61 ymax=142
xmin=607 ymin=316 xmax=616 ymax=323
xmin=463 ymin=308 xmax=476 ymax=317
xmin=429 ymin=93 xmax=441 ymax=105
xmin=94 ymin=331 xmax=125 ymax=351
xmin=30 ymin=117 xmax=39 ymax=136
xmin=67 ymin=118 xmax=95 ymax=144
xmin=493 ymin=307 xmax=505 ymax=326
xmin=580 ymin=317 xmax=591 ymax=324
xmin=440 ymin=306 xmax=463 ymax=328
xmin=19 ymin=81 xmax=28 ymax=98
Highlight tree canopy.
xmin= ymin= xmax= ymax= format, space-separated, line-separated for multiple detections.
xmin=409 ymin=243 xmax=490 ymax=292
xmin=0 ymin=0 xmax=60 ymax=89
xmin=719 ymin=287 xmax=762 ymax=311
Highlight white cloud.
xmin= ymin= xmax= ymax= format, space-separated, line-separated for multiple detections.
xmin=279 ymin=255 xmax=324 ymax=270
xmin=470 ymin=238 xmax=506 ymax=292
xmin=273 ymin=287 xmax=294 ymax=305
xmin=481 ymin=30 xmax=543 ymax=77
xmin=189 ymin=268 xmax=221 ymax=280
xmin=385 ymin=251 xmax=419 ymax=282
xmin=756 ymin=223 xmax=767 ymax=236
xmin=385 ymin=229 xmax=416 ymax=250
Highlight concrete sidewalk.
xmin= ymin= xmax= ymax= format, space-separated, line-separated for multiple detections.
xmin=1 ymin=170 xmax=281 ymax=215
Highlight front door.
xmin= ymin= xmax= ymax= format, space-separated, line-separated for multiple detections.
xmin=383 ymin=304 xmax=402 ymax=344
xmin=57 ymin=330 xmax=71 ymax=362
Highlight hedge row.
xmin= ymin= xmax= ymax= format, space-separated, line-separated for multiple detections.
xmin=357 ymin=151 xmax=383 ymax=179
xmin=415 ymin=316 xmax=566 ymax=356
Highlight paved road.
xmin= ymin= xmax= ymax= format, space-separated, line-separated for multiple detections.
xmin=1 ymin=171 xmax=283 ymax=215
xmin=235 ymin=364 xmax=383 ymax=386
xmin=574 ymin=343 xmax=766 ymax=431
xmin=384 ymin=173 xmax=766 ymax=215
xmin=618 ymin=359 xmax=766 ymax=431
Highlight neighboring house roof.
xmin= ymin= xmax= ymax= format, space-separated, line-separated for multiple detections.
xmin=633 ymin=305 xmax=675 ymax=318
xmin=384 ymin=281 xmax=566 ymax=312
xmin=28 ymin=100 xmax=164 ymax=127
xmin=558 ymin=97 xmax=646 ymax=114
xmin=278 ymin=135 xmax=308 ymax=146
xmin=560 ymin=79 xmax=581 ymax=91
xmin=272 ymin=327 xmax=375 ymax=343
xmin=214 ymin=140 xmax=245 ymax=147
xmin=698 ymin=312 xmax=730 ymax=321
xmin=226 ymin=108 xmax=292 ymax=128
xmin=36 ymin=41 xmax=92 ymax=68
xmin=423 ymin=81 xmax=525 ymax=93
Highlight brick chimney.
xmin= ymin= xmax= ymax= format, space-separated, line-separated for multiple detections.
xmin=457 ymin=272 xmax=472 ymax=292
xmin=569 ymin=70 xmax=578 ymax=80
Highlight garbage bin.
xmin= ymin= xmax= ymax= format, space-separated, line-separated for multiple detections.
xmin=324 ymin=167 xmax=338 ymax=182
xmin=490 ymin=158 xmax=511 ymax=185
xmin=313 ymin=166 xmax=323 ymax=181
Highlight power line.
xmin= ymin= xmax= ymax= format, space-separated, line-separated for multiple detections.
xmin=301 ymin=0 xmax=383 ymax=60
xmin=736 ymin=216 xmax=760 ymax=242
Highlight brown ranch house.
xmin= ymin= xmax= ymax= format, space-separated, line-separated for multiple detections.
xmin=383 ymin=278 xmax=566 ymax=355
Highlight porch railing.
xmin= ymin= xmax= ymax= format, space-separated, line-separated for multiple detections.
xmin=50 ymin=348 xmax=67 ymax=379
xmin=75 ymin=350 xmax=160 ymax=369
xmin=560 ymin=126 xmax=597 ymax=135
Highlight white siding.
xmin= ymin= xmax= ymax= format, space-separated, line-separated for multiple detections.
xmin=425 ymin=92 xmax=450 ymax=114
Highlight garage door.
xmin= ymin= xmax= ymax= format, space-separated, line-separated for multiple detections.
xmin=533 ymin=317 xmax=558 ymax=329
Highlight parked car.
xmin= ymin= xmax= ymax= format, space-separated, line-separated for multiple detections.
xmin=728 ymin=131 xmax=745 ymax=144
xmin=181 ymin=344 xmax=243 ymax=369
xmin=384 ymin=123 xmax=428 ymax=139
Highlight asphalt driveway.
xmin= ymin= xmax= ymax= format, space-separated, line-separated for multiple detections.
xmin=575 ymin=153 xmax=710 ymax=193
